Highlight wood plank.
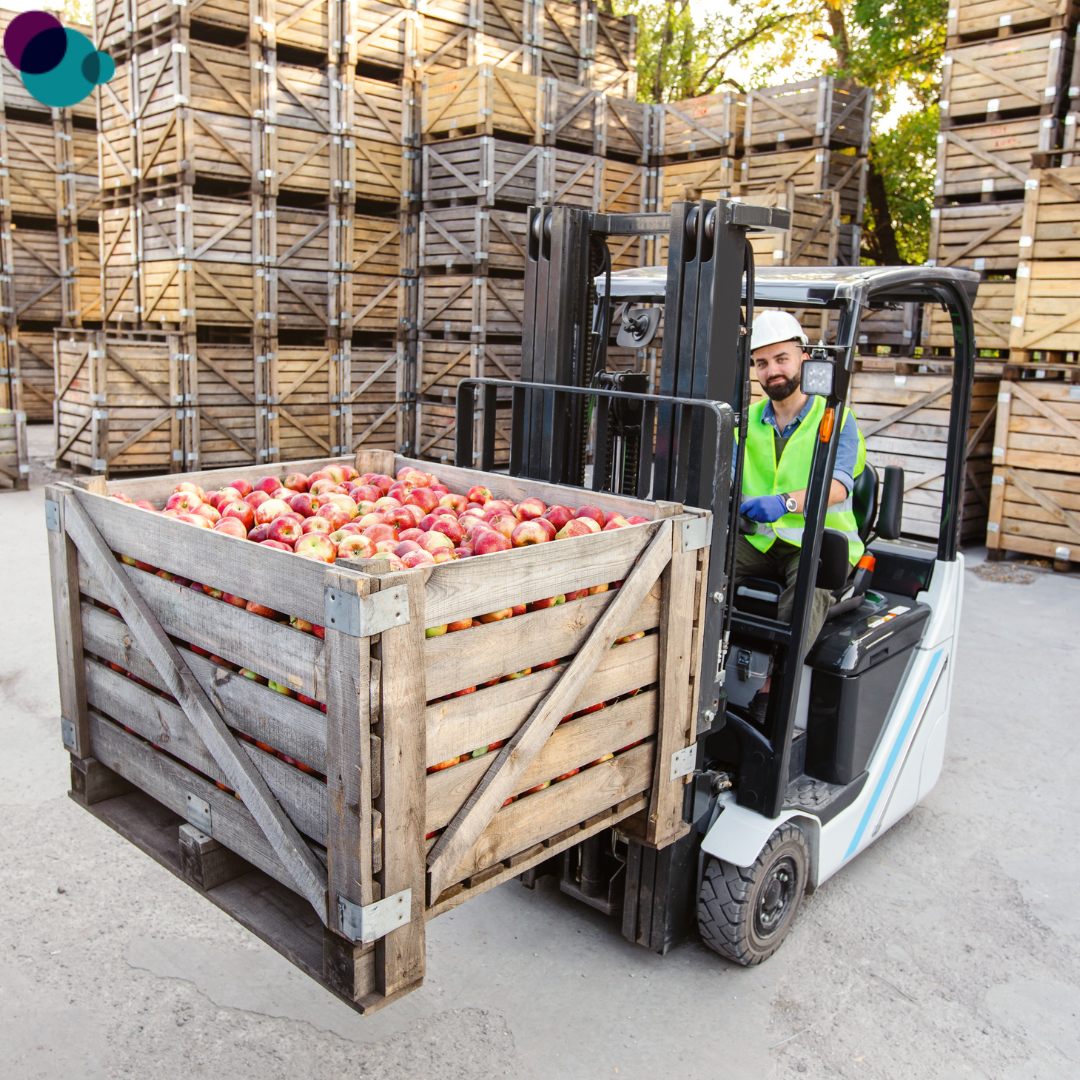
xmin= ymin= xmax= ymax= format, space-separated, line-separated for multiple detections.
xmin=63 ymin=491 xmax=330 ymax=922
xmin=426 ymin=690 xmax=657 ymax=832
xmin=426 ymin=519 xmax=673 ymax=900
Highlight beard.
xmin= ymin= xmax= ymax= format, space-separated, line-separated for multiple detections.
xmin=763 ymin=373 xmax=799 ymax=402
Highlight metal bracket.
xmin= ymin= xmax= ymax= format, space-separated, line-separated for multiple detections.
xmin=337 ymin=889 xmax=412 ymax=943
xmin=45 ymin=498 xmax=60 ymax=533
xmin=670 ymin=745 xmax=696 ymax=781
xmin=60 ymin=716 xmax=76 ymax=751
xmin=184 ymin=791 xmax=213 ymax=836
xmin=678 ymin=514 xmax=711 ymax=552
xmin=324 ymin=585 xmax=410 ymax=637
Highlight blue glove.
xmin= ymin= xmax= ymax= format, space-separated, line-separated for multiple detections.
xmin=740 ymin=494 xmax=788 ymax=523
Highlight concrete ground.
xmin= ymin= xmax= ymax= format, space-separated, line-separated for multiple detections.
xmin=2 ymin=424 xmax=1079 ymax=1080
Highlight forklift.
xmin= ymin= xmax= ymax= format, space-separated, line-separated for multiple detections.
xmin=454 ymin=200 xmax=979 ymax=964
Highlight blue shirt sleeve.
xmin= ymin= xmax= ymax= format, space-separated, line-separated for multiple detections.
xmin=832 ymin=411 xmax=859 ymax=493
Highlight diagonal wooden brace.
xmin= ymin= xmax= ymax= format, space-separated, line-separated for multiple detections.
xmin=61 ymin=489 xmax=330 ymax=923
xmin=425 ymin=519 xmax=674 ymax=902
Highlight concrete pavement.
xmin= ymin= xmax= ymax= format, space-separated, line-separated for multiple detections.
xmin=2 ymin=423 xmax=1078 ymax=1079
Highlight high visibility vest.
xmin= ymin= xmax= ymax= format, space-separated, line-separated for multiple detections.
xmin=742 ymin=396 xmax=866 ymax=564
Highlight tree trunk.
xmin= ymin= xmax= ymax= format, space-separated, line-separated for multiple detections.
xmin=652 ymin=0 xmax=678 ymax=103
xmin=865 ymin=158 xmax=904 ymax=264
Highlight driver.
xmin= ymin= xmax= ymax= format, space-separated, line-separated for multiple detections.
xmin=737 ymin=311 xmax=866 ymax=719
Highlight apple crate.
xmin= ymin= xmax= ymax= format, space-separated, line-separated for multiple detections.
xmin=48 ymin=449 xmax=710 ymax=1014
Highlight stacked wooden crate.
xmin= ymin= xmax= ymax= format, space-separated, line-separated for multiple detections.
xmin=413 ymin=1 xmax=642 ymax=465
xmin=0 ymin=405 xmax=28 ymax=490
xmin=0 ymin=11 xmax=102 ymax=426
xmin=924 ymin=0 xmax=1076 ymax=360
xmin=63 ymin=0 xmax=410 ymax=476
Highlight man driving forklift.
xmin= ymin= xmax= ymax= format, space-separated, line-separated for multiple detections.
xmin=737 ymin=310 xmax=866 ymax=722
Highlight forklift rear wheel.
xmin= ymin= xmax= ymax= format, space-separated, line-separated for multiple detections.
xmin=697 ymin=822 xmax=809 ymax=966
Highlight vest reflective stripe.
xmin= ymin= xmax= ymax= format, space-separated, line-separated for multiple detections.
xmin=741 ymin=396 xmax=866 ymax=564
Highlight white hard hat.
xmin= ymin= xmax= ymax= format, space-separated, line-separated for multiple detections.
xmin=751 ymin=310 xmax=808 ymax=352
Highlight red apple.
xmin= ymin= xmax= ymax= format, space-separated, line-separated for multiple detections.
xmin=604 ymin=510 xmax=628 ymax=526
xmin=514 ymin=497 xmax=547 ymax=521
xmin=363 ymin=523 xmax=397 ymax=545
xmin=111 ymin=492 xmax=132 ymax=503
xmin=352 ymin=484 xmax=381 ymax=503
xmin=315 ymin=505 xmax=350 ymax=533
xmin=527 ymin=595 xmax=565 ymax=611
xmin=288 ymin=492 xmax=318 ymax=518
xmin=267 ymin=517 xmax=303 ymax=545
xmin=447 ymin=618 xmax=473 ymax=632
xmin=293 ymin=533 xmax=336 ymax=562
xmin=255 ymin=498 xmax=292 ymax=525
xmin=487 ymin=512 xmax=517 ymax=539
xmin=431 ymin=548 xmax=456 ymax=563
xmin=418 ymin=531 xmax=455 ymax=554
xmin=454 ymin=545 xmax=474 ymax=559
xmin=428 ymin=517 xmax=465 ymax=545
xmin=511 ymin=520 xmax=549 ymax=547
xmin=302 ymin=516 xmax=333 ymax=535
xmin=247 ymin=524 xmax=271 ymax=543
xmin=402 ymin=549 xmax=437 ymax=568
xmin=556 ymin=518 xmax=600 ymax=539
xmin=358 ymin=511 xmax=388 ymax=529
xmin=439 ymin=493 xmax=468 ymax=513
xmin=177 ymin=512 xmax=212 ymax=528
xmin=383 ymin=507 xmax=415 ymax=533
xmin=223 ymin=500 xmax=256 ymax=531
xmin=467 ymin=485 xmax=492 ymax=503
xmin=246 ymin=599 xmax=281 ymax=618
xmin=246 ymin=490 xmax=272 ymax=511
xmin=213 ymin=517 xmax=248 ymax=539
xmin=282 ymin=472 xmax=309 ymax=492
xmin=627 ymin=515 xmax=649 ymax=525
xmin=375 ymin=540 xmax=398 ymax=553
xmin=253 ymin=476 xmax=280 ymax=495
xmin=392 ymin=540 xmax=421 ymax=557
xmin=602 ymin=518 xmax=629 ymax=531
xmin=134 ymin=500 xmax=157 ymax=512
xmin=259 ymin=539 xmax=292 ymax=552
xmin=337 ymin=534 xmax=378 ymax=560
xmin=473 ymin=530 xmax=512 ymax=555
xmin=323 ymin=493 xmax=358 ymax=519
xmin=588 ymin=583 xmax=609 ymax=595
xmin=369 ymin=474 xmax=394 ymax=493
xmin=225 ymin=478 xmax=251 ymax=497
xmin=479 ymin=608 xmax=513 ymax=623
xmin=542 ymin=505 xmax=574 ymax=530
xmin=398 ymin=527 xmax=425 ymax=543
xmin=371 ymin=552 xmax=405 ymax=570
xmin=564 ymin=588 xmax=587 ymax=601
xmin=406 ymin=487 xmax=440 ymax=513
xmin=574 ymin=505 xmax=605 ymax=527
xmin=165 ymin=490 xmax=202 ymax=513
xmin=174 ymin=481 xmax=205 ymax=499
xmin=221 ymin=592 xmax=248 ymax=608
xmin=431 ymin=483 xmax=449 ymax=495
xmin=193 ymin=503 xmax=221 ymax=525
xmin=484 ymin=499 xmax=515 ymax=515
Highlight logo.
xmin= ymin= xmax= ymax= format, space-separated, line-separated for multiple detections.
xmin=4 ymin=11 xmax=114 ymax=109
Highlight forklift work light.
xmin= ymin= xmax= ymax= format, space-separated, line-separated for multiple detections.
xmin=800 ymin=358 xmax=835 ymax=396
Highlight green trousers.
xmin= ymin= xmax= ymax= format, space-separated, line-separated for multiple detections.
xmin=735 ymin=537 xmax=833 ymax=657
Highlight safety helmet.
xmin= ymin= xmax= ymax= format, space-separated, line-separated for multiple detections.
xmin=750 ymin=310 xmax=808 ymax=352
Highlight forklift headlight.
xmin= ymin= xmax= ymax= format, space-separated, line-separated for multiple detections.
xmin=800 ymin=359 xmax=835 ymax=397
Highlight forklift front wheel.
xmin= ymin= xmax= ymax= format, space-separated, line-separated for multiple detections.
xmin=697 ymin=822 xmax=809 ymax=966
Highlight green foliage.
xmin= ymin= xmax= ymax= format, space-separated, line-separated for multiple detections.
xmin=864 ymin=106 xmax=939 ymax=263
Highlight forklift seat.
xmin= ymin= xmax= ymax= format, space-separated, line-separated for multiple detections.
xmin=852 ymin=463 xmax=879 ymax=543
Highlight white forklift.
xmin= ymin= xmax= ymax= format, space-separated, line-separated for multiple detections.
xmin=455 ymin=201 xmax=978 ymax=964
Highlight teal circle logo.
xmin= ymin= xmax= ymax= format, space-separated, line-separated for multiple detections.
xmin=4 ymin=12 xmax=114 ymax=109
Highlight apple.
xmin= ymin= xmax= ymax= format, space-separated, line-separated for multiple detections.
xmin=302 ymin=516 xmax=333 ymax=535
xmin=602 ymin=518 xmax=629 ymax=531
xmin=458 ymin=513 xmax=487 ymax=534
xmin=223 ymin=478 xmax=250 ymax=497
xmin=418 ymin=531 xmax=454 ymax=554
xmin=174 ymin=481 xmax=205 ymax=499
xmin=254 ymin=498 xmax=291 ymax=525
xmin=429 ymin=517 xmax=465 ymax=545
xmin=111 ymin=492 xmax=132 ymax=503
xmin=290 ymin=615 xmax=314 ymax=632
xmin=294 ymin=533 xmax=336 ymax=562
xmin=282 ymin=472 xmax=309 ymax=492
xmin=504 ymin=667 xmax=531 ymax=679
xmin=394 ymin=540 xmax=422 ymax=557
xmin=165 ymin=490 xmax=202 ymax=513
xmin=337 ymin=534 xmax=377 ymax=559
xmin=266 ymin=517 xmax=303 ymax=545
xmin=369 ymin=474 xmax=394 ymax=493
xmin=574 ymin=505 xmax=605 ymax=527
xmin=431 ymin=548 xmax=456 ymax=563
xmin=586 ymin=753 xmax=614 ymax=767
xmin=253 ymin=476 xmax=280 ymax=495
xmin=447 ymin=618 xmax=473 ymax=632
xmin=133 ymin=500 xmax=157 ymax=512
xmin=221 ymin=592 xmax=248 ymax=608
xmin=323 ymin=493 xmax=358 ymax=518
xmin=371 ymin=552 xmax=405 ymax=570
xmin=627 ymin=515 xmax=649 ymax=525
xmin=352 ymin=484 xmax=382 ymax=503
xmin=223 ymin=500 xmax=256 ymax=531
xmin=554 ymin=768 xmax=580 ymax=781
xmin=213 ymin=517 xmax=248 ymax=539
xmin=310 ymin=479 xmax=343 ymax=497
xmin=247 ymin=523 xmax=271 ymax=543
xmin=193 ymin=503 xmax=221 ymax=525
xmin=288 ymin=492 xmax=318 ymax=518
xmin=527 ymin=595 xmax=565 ymax=611
xmin=483 ymin=499 xmax=514 ymax=515
xmin=246 ymin=599 xmax=281 ymax=618
xmin=467 ymin=485 xmax=492 ymax=503
xmin=315 ymin=505 xmax=350 ymax=533
xmin=324 ymin=465 xmax=347 ymax=484
xmin=403 ymin=549 xmax=437 ymax=569
xmin=247 ymin=490 xmax=272 ymax=512
xmin=556 ymin=518 xmax=600 ymax=539
xmin=604 ymin=510 xmax=628 ymax=526
xmin=473 ymin=530 xmax=512 ymax=555
xmin=522 ymin=780 xmax=551 ymax=794
xmin=454 ymin=545 xmax=474 ymax=559
xmin=427 ymin=756 xmax=461 ymax=773
xmin=358 ymin=511 xmax=388 ymax=529
xmin=514 ymin=497 xmax=547 ymax=521
xmin=615 ymin=630 xmax=646 ymax=644
xmin=398 ymin=527 xmax=425 ymax=543
xmin=340 ymin=465 xmax=359 ymax=482
xmin=382 ymin=507 xmax=414 ymax=533
xmin=363 ymin=522 xmax=397 ymax=545
xmin=511 ymin=520 xmax=550 ymax=547
xmin=542 ymin=505 xmax=574 ymax=530
xmin=439 ymin=493 xmax=467 ymax=513
xmin=192 ymin=582 xmax=224 ymax=599
xmin=487 ymin=512 xmax=517 ymax=539
xmin=431 ymin=482 xmax=449 ymax=495
xmin=406 ymin=487 xmax=440 ymax=513
xmin=479 ymin=608 xmax=513 ymax=623
xmin=375 ymin=540 xmax=398 ymax=553
xmin=375 ymin=496 xmax=403 ymax=511
xmin=307 ymin=470 xmax=332 ymax=485
xmin=259 ymin=539 xmax=292 ymax=552
xmin=564 ymin=588 xmax=587 ymax=601
xmin=177 ymin=512 xmax=212 ymax=528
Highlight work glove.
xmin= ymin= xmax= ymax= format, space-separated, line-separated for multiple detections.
xmin=740 ymin=494 xmax=788 ymax=523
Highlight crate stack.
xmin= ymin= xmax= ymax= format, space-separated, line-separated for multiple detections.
xmin=0 ymin=11 xmax=102 ymax=431
xmin=57 ymin=0 xmax=409 ymax=476
xmin=411 ymin=2 xmax=645 ymax=465
xmin=923 ymin=0 xmax=1076 ymax=360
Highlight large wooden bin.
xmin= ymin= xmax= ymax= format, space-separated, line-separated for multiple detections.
xmin=49 ymin=449 xmax=709 ymax=1013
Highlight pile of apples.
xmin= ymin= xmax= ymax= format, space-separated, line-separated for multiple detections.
xmin=112 ymin=463 xmax=649 ymax=570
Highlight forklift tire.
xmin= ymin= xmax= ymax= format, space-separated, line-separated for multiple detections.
xmin=697 ymin=822 xmax=809 ymax=966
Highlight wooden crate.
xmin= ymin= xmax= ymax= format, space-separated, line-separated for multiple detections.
xmin=345 ymin=343 xmax=405 ymax=453
xmin=656 ymin=157 xmax=734 ymax=207
xmin=0 ymin=12 xmax=96 ymax=121
xmin=419 ymin=207 xmax=528 ymax=270
xmin=987 ymin=377 xmax=1080 ymax=563
xmin=947 ymin=0 xmax=1079 ymax=43
xmin=418 ymin=276 xmax=525 ymax=337
xmin=9 ymin=225 xmax=101 ymax=325
xmin=47 ymin=449 xmax=707 ymax=1011
xmin=589 ymin=5 xmax=637 ymax=98
xmin=923 ymin=277 xmax=1016 ymax=353
xmin=744 ymin=192 xmax=844 ymax=266
xmin=421 ymin=65 xmax=546 ymax=143
xmin=934 ymin=116 xmax=1055 ymax=199
xmin=744 ymin=78 xmax=873 ymax=153
xmin=852 ymin=370 xmax=999 ymax=542
xmin=939 ymin=30 xmax=1071 ymax=127
xmin=417 ymin=339 xmax=521 ymax=396
xmin=411 ymin=4 xmax=534 ymax=77
xmin=6 ymin=330 xmax=58 ymax=423
xmin=737 ymin=148 xmax=866 ymax=223
xmin=858 ymin=304 xmax=921 ymax=353
xmin=654 ymin=93 xmax=744 ymax=160
xmin=928 ymin=201 xmax=1023 ymax=271
xmin=0 ymin=406 xmax=28 ymax=490
xmin=0 ymin=119 xmax=99 ymax=223
xmin=422 ymin=137 xmax=546 ymax=207
xmin=547 ymin=85 xmax=650 ymax=160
